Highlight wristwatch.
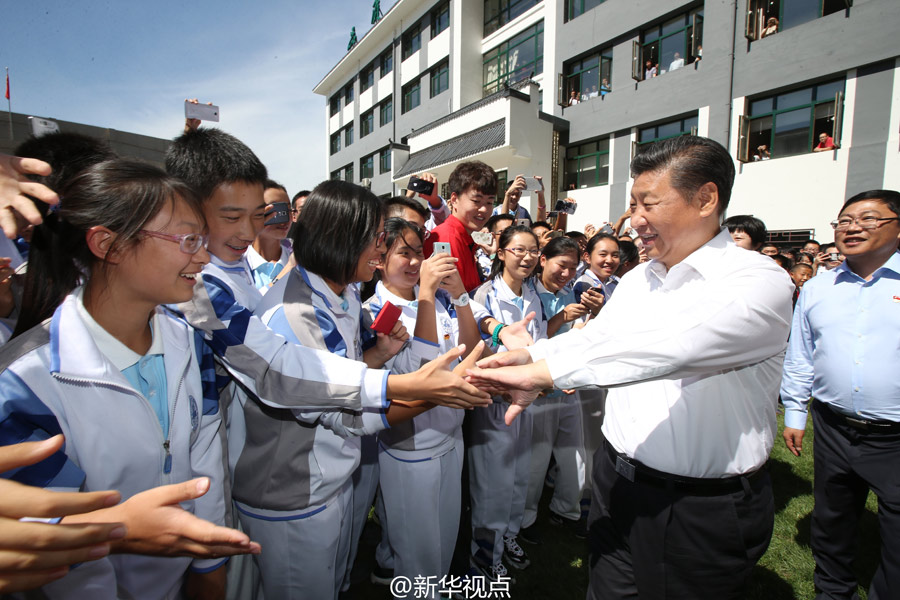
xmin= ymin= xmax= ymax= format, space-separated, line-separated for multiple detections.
xmin=450 ymin=292 xmax=470 ymax=307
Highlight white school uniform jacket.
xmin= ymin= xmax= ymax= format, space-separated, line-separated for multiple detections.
xmin=0 ymin=291 xmax=227 ymax=600
xmin=363 ymin=281 xmax=462 ymax=461
xmin=233 ymin=266 xmax=432 ymax=517
xmin=472 ymin=276 xmax=548 ymax=354
xmin=244 ymin=240 xmax=293 ymax=293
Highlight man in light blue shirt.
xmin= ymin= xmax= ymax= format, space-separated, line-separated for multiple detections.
xmin=781 ymin=189 xmax=900 ymax=600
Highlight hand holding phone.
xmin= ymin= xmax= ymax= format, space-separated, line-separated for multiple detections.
xmin=371 ymin=301 xmax=402 ymax=335
xmin=408 ymin=176 xmax=435 ymax=197
xmin=264 ymin=202 xmax=291 ymax=226
xmin=432 ymin=242 xmax=452 ymax=256
xmin=184 ymin=100 xmax=220 ymax=122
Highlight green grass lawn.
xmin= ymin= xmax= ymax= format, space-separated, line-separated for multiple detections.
xmin=345 ymin=414 xmax=880 ymax=599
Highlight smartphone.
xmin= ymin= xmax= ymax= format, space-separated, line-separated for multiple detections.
xmin=184 ymin=100 xmax=220 ymax=122
xmin=264 ymin=202 xmax=291 ymax=226
xmin=408 ymin=176 xmax=435 ymax=196
xmin=433 ymin=242 xmax=452 ymax=256
xmin=599 ymin=224 xmax=615 ymax=235
xmin=547 ymin=230 xmax=564 ymax=239
xmin=516 ymin=218 xmax=531 ymax=227
xmin=628 ymin=229 xmax=639 ymax=240
xmin=574 ymin=282 xmax=605 ymax=304
xmin=371 ymin=301 xmax=402 ymax=335
xmin=471 ymin=231 xmax=492 ymax=246
xmin=829 ymin=252 xmax=840 ymax=262
xmin=522 ymin=177 xmax=542 ymax=192
xmin=554 ymin=199 xmax=577 ymax=215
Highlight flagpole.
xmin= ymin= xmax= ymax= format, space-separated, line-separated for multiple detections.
xmin=5 ymin=67 xmax=11 ymax=140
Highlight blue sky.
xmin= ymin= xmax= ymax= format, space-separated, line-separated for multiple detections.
xmin=1 ymin=0 xmax=396 ymax=194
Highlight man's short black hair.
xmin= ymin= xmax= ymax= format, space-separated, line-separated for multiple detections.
xmin=14 ymin=133 xmax=117 ymax=214
xmin=723 ymin=215 xmax=768 ymax=246
xmin=530 ymin=220 xmax=552 ymax=231
xmin=840 ymin=189 xmax=900 ymax=218
xmin=165 ymin=128 xmax=267 ymax=201
xmin=565 ymin=231 xmax=587 ymax=242
xmin=485 ymin=214 xmax=514 ymax=234
xmin=448 ymin=160 xmax=497 ymax=197
xmin=631 ymin=135 xmax=735 ymax=214
xmin=292 ymin=189 xmax=311 ymax=209
xmin=384 ymin=195 xmax=429 ymax=220
xmin=293 ymin=180 xmax=385 ymax=286
xmin=264 ymin=179 xmax=287 ymax=193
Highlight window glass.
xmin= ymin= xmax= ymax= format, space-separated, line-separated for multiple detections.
xmin=484 ymin=0 xmax=541 ymax=36
xmin=781 ymin=0 xmax=820 ymax=30
xmin=380 ymin=148 xmax=392 ymax=174
xmin=344 ymin=83 xmax=354 ymax=105
xmin=344 ymin=124 xmax=353 ymax=146
xmin=380 ymin=97 xmax=393 ymax=125
xmin=330 ymin=95 xmax=341 ymax=116
xmin=482 ymin=21 xmax=543 ymax=96
xmin=430 ymin=60 xmax=449 ymax=97
xmin=773 ymin=107 xmax=811 ymax=157
xmin=402 ymin=23 xmax=422 ymax=60
xmin=815 ymin=80 xmax=844 ymax=100
xmin=380 ymin=50 xmax=393 ymax=77
xmin=361 ymin=110 xmax=374 ymax=137
xmin=345 ymin=164 xmax=354 ymax=183
xmin=661 ymin=14 xmax=685 ymax=36
xmin=750 ymin=97 xmax=774 ymax=116
xmin=330 ymin=132 xmax=341 ymax=155
xmin=564 ymin=137 xmax=610 ymax=188
xmin=776 ymin=88 xmax=813 ymax=110
xmin=403 ymin=79 xmax=421 ymax=113
xmin=361 ymin=155 xmax=374 ymax=180
xmin=431 ymin=1 xmax=450 ymax=37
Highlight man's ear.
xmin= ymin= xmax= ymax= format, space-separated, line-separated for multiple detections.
xmin=695 ymin=182 xmax=720 ymax=218
xmin=85 ymin=226 xmax=123 ymax=264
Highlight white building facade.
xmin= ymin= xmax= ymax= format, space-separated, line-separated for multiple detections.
xmin=314 ymin=0 xmax=899 ymax=245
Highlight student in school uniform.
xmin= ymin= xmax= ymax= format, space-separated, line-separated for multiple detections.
xmin=469 ymin=225 xmax=547 ymax=581
xmin=244 ymin=180 xmax=294 ymax=292
xmin=235 ymin=182 xmax=461 ymax=599
xmin=0 ymin=161 xmax=230 ymax=599
xmin=363 ymin=218 xmax=483 ymax=596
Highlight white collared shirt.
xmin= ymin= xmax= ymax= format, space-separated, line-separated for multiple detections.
xmin=528 ymin=229 xmax=794 ymax=477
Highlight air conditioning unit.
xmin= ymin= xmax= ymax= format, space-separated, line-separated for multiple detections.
xmin=361 ymin=178 xmax=372 ymax=189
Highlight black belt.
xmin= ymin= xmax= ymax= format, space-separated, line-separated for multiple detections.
xmin=824 ymin=403 xmax=900 ymax=434
xmin=605 ymin=441 xmax=763 ymax=496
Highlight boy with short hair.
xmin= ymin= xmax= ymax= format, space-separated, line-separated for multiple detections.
xmin=424 ymin=161 xmax=498 ymax=292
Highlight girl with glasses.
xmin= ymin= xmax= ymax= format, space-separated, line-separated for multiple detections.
xmin=468 ymin=224 xmax=548 ymax=581
xmin=0 ymin=160 xmax=235 ymax=598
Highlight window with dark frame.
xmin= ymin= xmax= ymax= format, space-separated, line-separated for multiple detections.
xmin=635 ymin=115 xmax=699 ymax=155
xmin=738 ymin=79 xmax=844 ymax=161
xmin=344 ymin=163 xmax=354 ymax=183
xmin=344 ymin=81 xmax=354 ymax=105
xmin=379 ymin=147 xmax=392 ymax=174
xmin=361 ymin=154 xmax=375 ymax=180
xmin=563 ymin=48 xmax=612 ymax=103
xmin=331 ymin=168 xmax=342 ymax=180
xmin=360 ymin=64 xmax=375 ymax=92
xmin=402 ymin=78 xmax=421 ymax=113
xmin=567 ymin=0 xmax=606 ymax=22
xmin=431 ymin=1 xmax=450 ymax=37
xmin=380 ymin=48 xmax=394 ymax=77
xmin=484 ymin=0 xmax=542 ymax=37
xmin=483 ymin=21 xmax=543 ymax=96
xmin=745 ymin=0 xmax=851 ymax=40
xmin=344 ymin=123 xmax=354 ymax=147
xmin=330 ymin=132 xmax=341 ymax=155
xmin=430 ymin=59 xmax=450 ymax=98
xmin=636 ymin=8 xmax=703 ymax=81
xmin=361 ymin=109 xmax=375 ymax=138
xmin=329 ymin=94 xmax=341 ymax=116
xmin=402 ymin=22 xmax=422 ymax=60
xmin=380 ymin=97 xmax=394 ymax=126
xmin=565 ymin=139 xmax=610 ymax=189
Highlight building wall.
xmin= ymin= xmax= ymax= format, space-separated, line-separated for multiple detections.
xmin=0 ymin=112 xmax=170 ymax=166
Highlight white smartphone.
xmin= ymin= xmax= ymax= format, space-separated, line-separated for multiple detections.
xmin=522 ymin=177 xmax=542 ymax=192
xmin=185 ymin=101 xmax=220 ymax=122
xmin=433 ymin=242 xmax=452 ymax=256
xmin=471 ymin=231 xmax=492 ymax=246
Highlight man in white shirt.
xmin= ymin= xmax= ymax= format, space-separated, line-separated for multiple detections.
xmin=469 ymin=135 xmax=794 ymax=599
xmin=668 ymin=52 xmax=685 ymax=71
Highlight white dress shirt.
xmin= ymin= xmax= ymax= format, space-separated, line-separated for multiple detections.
xmin=528 ymin=229 xmax=794 ymax=477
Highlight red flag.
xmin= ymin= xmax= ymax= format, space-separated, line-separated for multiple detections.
xmin=4 ymin=72 xmax=8 ymax=100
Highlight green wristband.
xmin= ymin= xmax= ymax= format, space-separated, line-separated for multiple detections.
xmin=491 ymin=323 xmax=506 ymax=347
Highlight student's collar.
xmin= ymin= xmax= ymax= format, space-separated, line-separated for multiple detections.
xmin=299 ymin=265 xmax=352 ymax=314
xmin=376 ymin=281 xmax=419 ymax=308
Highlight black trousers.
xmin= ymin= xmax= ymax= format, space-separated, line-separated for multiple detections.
xmin=810 ymin=401 xmax=900 ymax=600
xmin=586 ymin=438 xmax=774 ymax=600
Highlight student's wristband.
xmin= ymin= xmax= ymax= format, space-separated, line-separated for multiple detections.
xmin=491 ymin=323 xmax=506 ymax=347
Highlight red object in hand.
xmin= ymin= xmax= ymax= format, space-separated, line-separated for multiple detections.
xmin=371 ymin=301 xmax=402 ymax=335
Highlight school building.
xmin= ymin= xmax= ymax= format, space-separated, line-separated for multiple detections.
xmin=313 ymin=0 xmax=900 ymax=244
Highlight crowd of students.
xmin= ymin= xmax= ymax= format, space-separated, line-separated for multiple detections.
xmin=0 ymin=123 xmax=641 ymax=599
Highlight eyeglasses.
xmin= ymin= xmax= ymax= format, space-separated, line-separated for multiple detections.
xmin=405 ymin=221 xmax=431 ymax=241
xmin=502 ymin=247 xmax=541 ymax=258
xmin=141 ymin=230 xmax=209 ymax=254
xmin=830 ymin=216 xmax=900 ymax=231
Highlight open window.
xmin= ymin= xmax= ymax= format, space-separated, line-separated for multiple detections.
xmin=746 ymin=0 xmax=852 ymax=41
xmin=637 ymin=8 xmax=703 ymax=80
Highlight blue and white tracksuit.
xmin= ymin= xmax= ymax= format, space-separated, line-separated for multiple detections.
xmin=363 ymin=282 xmax=462 ymax=596
xmin=232 ymin=266 xmax=432 ymax=599
xmin=0 ymin=291 xmax=227 ymax=600
xmin=245 ymin=240 xmax=293 ymax=293
xmin=469 ymin=276 xmax=547 ymax=568
xmin=523 ymin=280 xmax=586 ymax=528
